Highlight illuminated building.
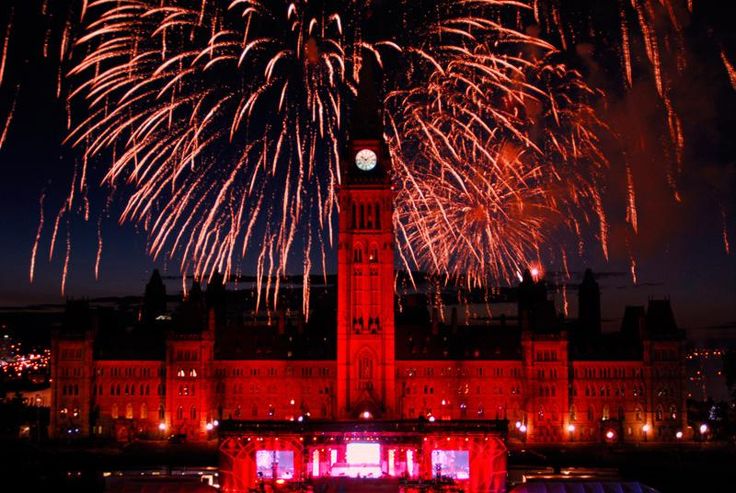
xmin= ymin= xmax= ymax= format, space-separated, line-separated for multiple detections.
xmin=50 ymin=62 xmax=686 ymax=492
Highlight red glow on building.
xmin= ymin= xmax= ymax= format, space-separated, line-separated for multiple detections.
xmin=49 ymin=61 xmax=687 ymax=492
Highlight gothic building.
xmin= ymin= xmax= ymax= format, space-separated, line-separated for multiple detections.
xmin=50 ymin=63 xmax=686 ymax=491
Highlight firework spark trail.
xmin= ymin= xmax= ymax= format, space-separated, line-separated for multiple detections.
xmin=721 ymin=50 xmax=736 ymax=91
xmin=625 ymin=161 xmax=638 ymax=233
xmin=0 ymin=84 xmax=17 ymax=149
xmin=61 ymin=225 xmax=71 ymax=296
xmin=722 ymin=206 xmax=731 ymax=255
xmin=0 ymin=10 xmax=11 ymax=88
xmin=30 ymin=192 xmax=46 ymax=283
xmin=95 ymin=214 xmax=103 ymax=280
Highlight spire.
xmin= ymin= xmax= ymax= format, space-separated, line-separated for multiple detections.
xmin=578 ymin=268 xmax=601 ymax=336
xmin=143 ymin=269 xmax=167 ymax=323
xmin=351 ymin=57 xmax=383 ymax=140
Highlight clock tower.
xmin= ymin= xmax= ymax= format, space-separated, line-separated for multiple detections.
xmin=336 ymin=59 xmax=396 ymax=418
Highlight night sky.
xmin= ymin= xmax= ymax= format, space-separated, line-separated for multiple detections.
xmin=0 ymin=1 xmax=734 ymax=340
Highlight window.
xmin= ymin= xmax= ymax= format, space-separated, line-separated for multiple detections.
xmin=111 ymin=404 xmax=118 ymax=419
xmin=140 ymin=403 xmax=148 ymax=420
xmin=177 ymin=407 xmax=184 ymax=420
xmin=126 ymin=403 xmax=133 ymax=419
xmin=190 ymin=407 xmax=197 ymax=420
xmin=369 ymin=244 xmax=378 ymax=263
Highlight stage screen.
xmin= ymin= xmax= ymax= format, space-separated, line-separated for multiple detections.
xmin=431 ymin=450 xmax=470 ymax=479
xmin=346 ymin=442 xmax=381 ymax=465
xmin=255 ymin=450 xmax=295 ymax=479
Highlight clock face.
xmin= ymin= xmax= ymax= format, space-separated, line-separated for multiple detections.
xmin=355 ymin=149 xmax=377 ymax=171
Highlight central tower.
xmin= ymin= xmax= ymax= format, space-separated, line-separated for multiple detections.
xmin=336 ymin=60 xmax=395 ymax=418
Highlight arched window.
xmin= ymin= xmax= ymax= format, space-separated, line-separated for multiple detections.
xmin=158 ymin=405 xmax=165 ymax=420
xmin=140 ymin=403 xmax=148 ymax=420
xmin=126 ymin=403 xmax=133 ymax=419
xmin=635 ymin=407 xmax=643 ymax=421
xmin=366 ymin=204 xmax=373 ymax=228
xmin=177 ymin=406 xmax=184 ymax=420
xmin=602 ymin=405 xmax=610 ymax=421
xmin=359 ymin=204 xmax=365 ymax=229
xmin=354 ymin=246 xmax=363 ymax=263
xmin=111 ymin=404 xmax=119 ymax=420
xmin=359 ymin=355 xmax=373 ymax=381
xmin=369 ymin=244 xmax=378 ymax=263
xmin=375 ymin=203 xmax=381 ymax=229
xmin=190 ymin=407 xmax=197 ymax=420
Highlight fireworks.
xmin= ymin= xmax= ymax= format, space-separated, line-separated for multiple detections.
xmin=54 ymin=0 xmax=608 ymax=300
xmin=386 ymin=20 xmax=608 ymax=284
xmin=0 ymin=0 xmax=730 ymax=303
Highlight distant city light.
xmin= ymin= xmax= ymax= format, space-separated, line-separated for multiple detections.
xmin=519 ymin=424 xmax=527 ymax=433
xmin=158 ymin=423 xmax=167 ymax=431
xmin=567 ymin=424 xmax=575 ymax=433
xmin=605 ymin=430 xmax=615 ymax=440
xmin=699 ymin=424 xmax=708 ymax=434
xmin=676 ymin=431 xmax=683 ymax=439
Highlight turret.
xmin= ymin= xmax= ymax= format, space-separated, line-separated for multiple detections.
xmin=143 ymin=269 xmax=167 ymax=323
xmin=578 ymin=268 xmax=601 ymax=337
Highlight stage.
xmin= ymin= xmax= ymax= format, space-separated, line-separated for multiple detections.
xmin=218 ymin=420 xmax=508 ymax=492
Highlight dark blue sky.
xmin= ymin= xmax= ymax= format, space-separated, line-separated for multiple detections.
xmin=0 ymin=0 xmax=734 ymax=339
